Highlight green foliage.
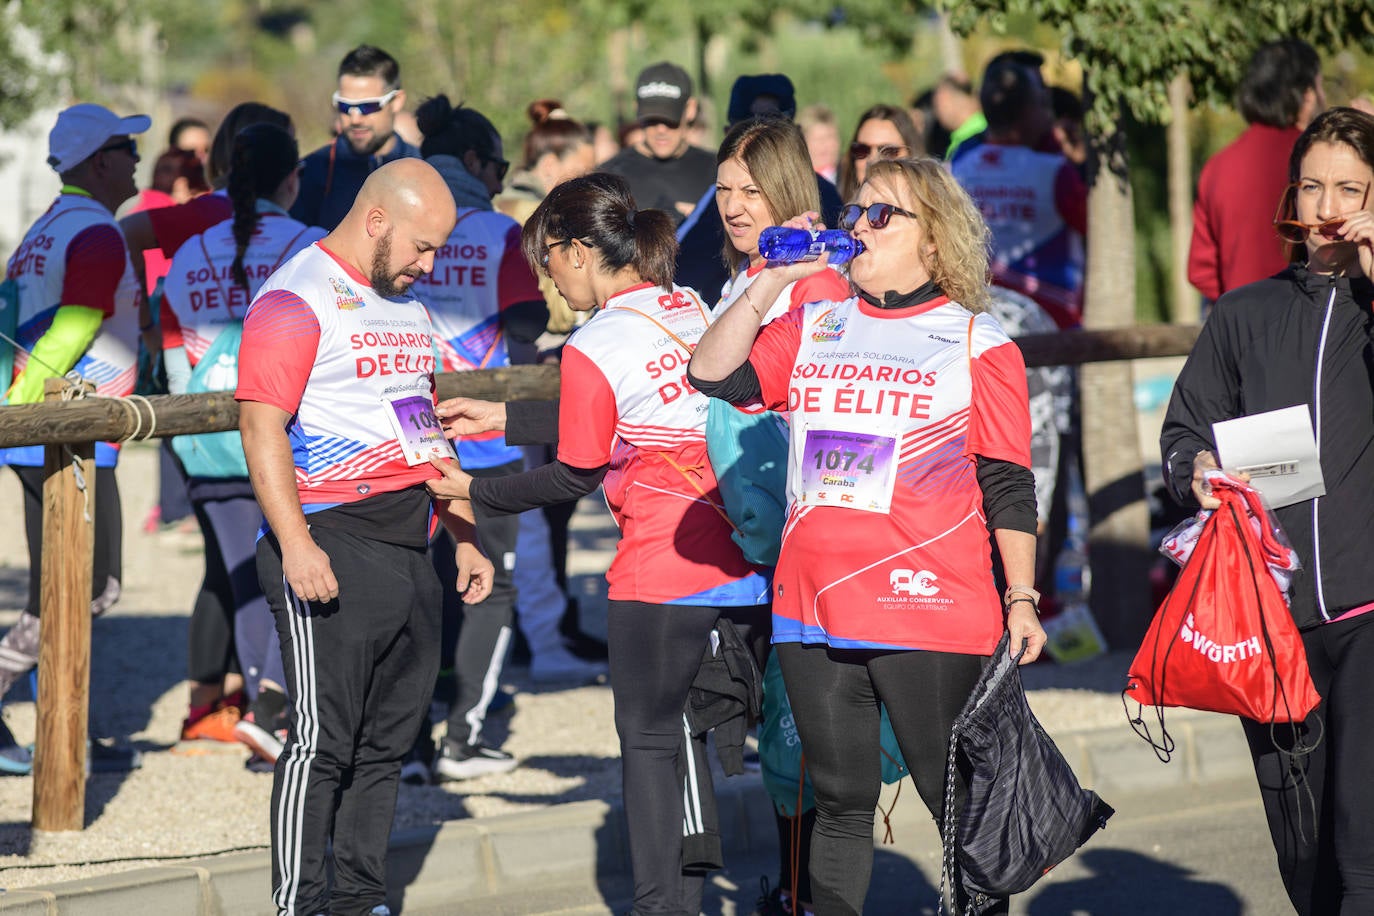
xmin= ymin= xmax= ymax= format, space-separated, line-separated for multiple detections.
xmin=938 ymin=0 xmax=1374 ymax=132
xmin=0 ymin=0 xmax=154 ymax=128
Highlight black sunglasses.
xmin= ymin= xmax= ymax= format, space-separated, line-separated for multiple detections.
xmin=97 ymin=138 xmax=138 ymax=158
xmin=486 ymin=155 xmax=510 ymax=182
xmin=849 ymin=142 xmax=907 ymax=162
xmin=838 ymin=202 xmax=917 ymax=231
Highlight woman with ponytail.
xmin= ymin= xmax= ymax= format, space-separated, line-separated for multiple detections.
xmin=426 ymin=172 xmax=771 ymax=916
xmin=161 ymin=123 xmax=324 ymax=759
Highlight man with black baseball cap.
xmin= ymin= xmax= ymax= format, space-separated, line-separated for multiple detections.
xmin=601 ymin=61 xmax=715 ymax=227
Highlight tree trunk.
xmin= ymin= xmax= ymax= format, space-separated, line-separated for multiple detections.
xmin=1168 ymin=74 xmax=1197 ymax=324
xmin=1081 ymin=117 xmax=1154 ymax=650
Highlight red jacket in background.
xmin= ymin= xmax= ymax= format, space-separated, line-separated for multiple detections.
xmin=1188 ymin=123 xmax=1301 ymax=303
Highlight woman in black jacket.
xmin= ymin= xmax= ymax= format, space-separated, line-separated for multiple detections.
xmin=1160 ymin=106 xmax=1374 ymax=916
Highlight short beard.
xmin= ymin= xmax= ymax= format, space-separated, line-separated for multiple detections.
xmin=369 ymin=229 xmax=418 ymax=298
xmin=346 ymin=128 xmax=391 ymax=157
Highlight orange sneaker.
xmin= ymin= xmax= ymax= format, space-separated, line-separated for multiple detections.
xmin=181 ymin=704 xmax=242 ymax=743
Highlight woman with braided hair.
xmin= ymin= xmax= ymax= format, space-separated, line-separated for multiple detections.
xmin=161 ymin=123 xmax=323 ymax=758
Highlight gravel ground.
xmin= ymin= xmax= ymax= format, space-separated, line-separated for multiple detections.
xmin=0 ymin=441 xmax=1158 ymax=890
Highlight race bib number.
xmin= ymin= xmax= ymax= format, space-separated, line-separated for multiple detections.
xmin=798 ymin=428 xmax=897 ymax=514
xmin=383 ymin=395 xmax=458 ymax=466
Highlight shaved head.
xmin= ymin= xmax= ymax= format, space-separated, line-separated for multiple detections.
xmin=324 ymin=158 xmax=457 ymax=297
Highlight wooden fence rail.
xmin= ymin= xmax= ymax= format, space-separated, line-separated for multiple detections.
xmin=6 ymin=324 xmax=1199 ymax=832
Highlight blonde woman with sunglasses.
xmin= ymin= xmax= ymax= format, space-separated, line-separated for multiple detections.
xmin=1162 ymin=106 xmax=1374 ymax=916
xmin=689 ymin=157 xmax=1044 ymax=914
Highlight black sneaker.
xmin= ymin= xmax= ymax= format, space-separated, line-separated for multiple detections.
xmin=754 ymin=877 xmax=793 ymax=916
xmin=432 ymin=739 xmax=517 ymax=782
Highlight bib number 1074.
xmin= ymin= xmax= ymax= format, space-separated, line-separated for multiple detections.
xmin=811 ymin=446 xmax=876 ymax=474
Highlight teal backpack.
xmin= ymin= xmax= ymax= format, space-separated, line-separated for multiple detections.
xmin=170 ymin=323 xmax=248 ymax=478
xmin=0 ymin=277 xmax=19 ymax=399
xmin=704 ymin=400 xmax=790 ymax=566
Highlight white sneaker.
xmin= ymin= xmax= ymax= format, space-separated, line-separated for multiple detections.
xmin=433 ymin=740 xmax=518 ymax=781
xmin=529 ymin=647 xmax=608 ymax=685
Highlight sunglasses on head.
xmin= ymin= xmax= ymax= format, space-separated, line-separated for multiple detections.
xmin=838 ymin=202 xmax=917 ymax=231
xmin=97 ymin=137 xmax=138 ymax=158
xmin=849 ymin=142 xmax=907 ymax=162
xmin=1273 ymin=181 xmax=1371 ymax=244
xmin=332 ymin=89 xmax=400 ymax=117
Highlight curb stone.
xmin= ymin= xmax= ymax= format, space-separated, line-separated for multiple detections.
xmin=0 ymin=716 xmax=1248 ymax=914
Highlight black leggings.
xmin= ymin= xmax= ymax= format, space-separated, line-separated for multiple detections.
xmin=776 ymin=642 xmax=995 ymax=915
xmin=608 ymin=599 xmax=769 ymax=916
xmin=1242 ymin=609 xmax=1374 ymax=916
xmin=16 ymin=464 xmax=121 ymax=616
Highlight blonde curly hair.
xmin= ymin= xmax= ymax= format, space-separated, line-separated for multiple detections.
xmin=862 ymin=158 xmax=992 ymax=313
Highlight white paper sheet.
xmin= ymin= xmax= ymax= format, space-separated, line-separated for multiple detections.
xmin=1213 ymin=405 xmax=1325 ymax=508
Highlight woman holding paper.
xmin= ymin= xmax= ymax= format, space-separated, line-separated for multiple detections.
xmin=1160 ymin=106 xmax=1374 ymax=916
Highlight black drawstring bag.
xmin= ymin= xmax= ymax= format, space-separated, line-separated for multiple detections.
xmin=939 ymin=633 xmax=1115 ymax=914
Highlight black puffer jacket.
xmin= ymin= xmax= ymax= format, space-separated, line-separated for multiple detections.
xmin=1161 ymin=266 xmax=1374 ymax=629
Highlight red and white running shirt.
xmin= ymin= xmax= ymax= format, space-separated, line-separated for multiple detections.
xmin=749 ymin=293 xmax=1032 ymax=653
xmin=236 ymin=242 xmax=445 ymax=509
xmin=163 ymin=212 xmax=323 ymax=365
xmin=3 ymin=192 xmax=140 ymax=467
xmin=558 ymin=282 xmax=767 ymax=606
xmin=411 ymin=208 xmax=539 ymax=469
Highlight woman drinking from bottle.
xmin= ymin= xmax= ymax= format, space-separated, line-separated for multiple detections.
xmin=688 ymin=157 xmax=1045 ymax=914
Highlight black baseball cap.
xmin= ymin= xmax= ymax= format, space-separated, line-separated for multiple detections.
xmin=635 ymin=62 xmax=692 ymax=124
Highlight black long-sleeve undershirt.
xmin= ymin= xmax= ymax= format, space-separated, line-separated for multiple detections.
xmin=470 ymin=459 xmax=607 ymax=516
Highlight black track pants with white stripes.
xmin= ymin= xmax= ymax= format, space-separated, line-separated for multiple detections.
xmin=258 ymin=527 xmax=442 ymax=916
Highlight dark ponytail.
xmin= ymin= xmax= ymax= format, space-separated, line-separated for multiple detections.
xmin=415 ymin=93 xmax=499 ymax=162
xmin=226 ymin=123 xmax=299 ymax=292
xmin=521 ymin=172 xmax=676 ymax=290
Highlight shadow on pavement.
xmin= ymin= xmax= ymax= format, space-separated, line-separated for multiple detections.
xmin=1025 ymin=848 xmax=1243 ymax=915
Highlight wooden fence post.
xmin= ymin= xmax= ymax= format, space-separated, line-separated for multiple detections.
xmin=30 ymin=379 xmax=95 ymax=833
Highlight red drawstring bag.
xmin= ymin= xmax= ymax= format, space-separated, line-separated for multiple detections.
xmin=1123 ymin=480 xmax=1321 ymax=760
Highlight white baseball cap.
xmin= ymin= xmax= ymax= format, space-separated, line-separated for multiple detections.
xmin=47 ymin=103 xmax=151 ymax=173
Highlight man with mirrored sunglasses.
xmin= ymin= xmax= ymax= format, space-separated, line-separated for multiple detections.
xmin=292 ymin=44 xmax=420 ymax=232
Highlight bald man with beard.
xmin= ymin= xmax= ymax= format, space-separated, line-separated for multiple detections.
xmin=237 ymin=159 xmax=492 ymax=916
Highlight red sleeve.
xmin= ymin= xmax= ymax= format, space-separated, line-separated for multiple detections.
xmin=61 ymin=225 xmax=127 ymax=317
xmin=748 ymin=307 xmax=805 ymax=410
xmin=496 ymin=224 xmax=542 ymax=310
xmin=1053 ymin=161 xmax=1087 ymax=237
xmin=555 ymin=344 xmax=618 ymax=468
xmin=788 ymin=269 xmax=851 ymax=311
xmin=149 ymin=196 xmax=233 ymax=258
xmin=1187 ymin=165 xmax=1222 ymax=302
xmin=159 ymin=296 xmax=184 ymax=350
xmin=967 ymin=340 xmax=1032 ymax=467
xmin=235 ymin=289 xmax=321 ymax=415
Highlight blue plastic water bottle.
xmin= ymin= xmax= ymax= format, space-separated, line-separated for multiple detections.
xmin=758 ymin=227 xmax=865 ymax=265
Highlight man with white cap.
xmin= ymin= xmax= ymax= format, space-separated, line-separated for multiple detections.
xmin=601 ymin=61 xmax=715 ymax=226
xmin=0 ymin=103 xmax=148 ymax=774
